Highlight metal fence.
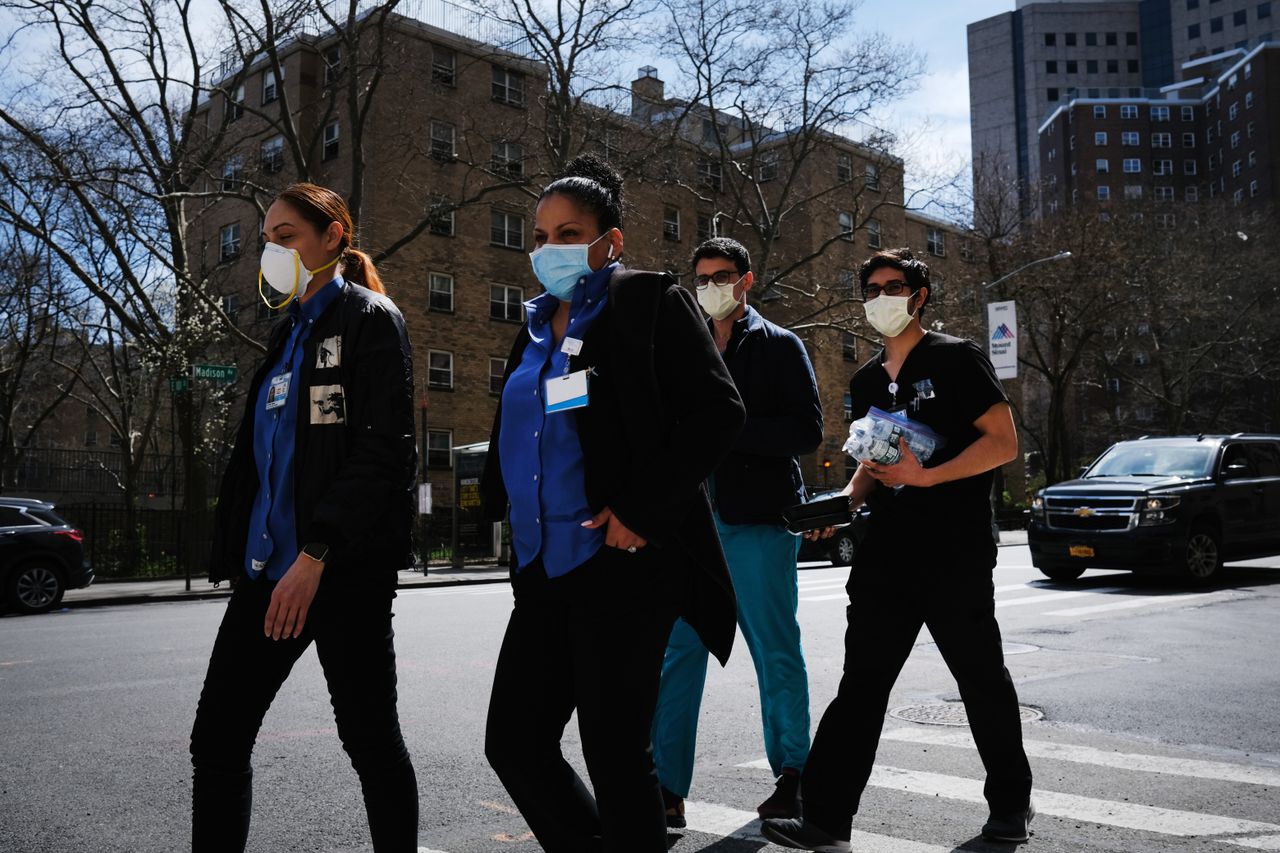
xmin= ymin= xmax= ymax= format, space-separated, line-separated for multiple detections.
xmin=56 ymin=503 xmax=215 ymax=580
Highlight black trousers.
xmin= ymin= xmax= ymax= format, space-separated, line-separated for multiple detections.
xmin=485 ymin=546 xmax=679 ymax=853
xmin=800 ymin=559 xmax=1033 ymax=841
xmin=189 ymin=570 xmax=418 ymax=852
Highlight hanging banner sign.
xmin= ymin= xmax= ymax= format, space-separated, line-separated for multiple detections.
xmin=987 ymin=300 xmax=1018 ymax=380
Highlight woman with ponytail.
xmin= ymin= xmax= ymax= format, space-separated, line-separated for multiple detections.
xmin=191 ymin=183 xmax=420 ymax=851
xmin=480 ymin=155 xmax=746 ymax=851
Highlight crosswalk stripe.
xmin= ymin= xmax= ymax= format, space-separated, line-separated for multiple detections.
xmin=879 ymin=727 xmax=1280 ymax=787
xmin=994 ymin=586 xmax=1127 ymax=608
xmin=1045 ymin=590 xmax=1227 ymax=617
xmin=682 ymin=800 xmax=949 ymax=852
xmin=801 ymin=593 xmax=848 ymax=602
xmin=1224 ymin=834 xmax=1280 ymax=850
xmin=864 ymin=764 xmax=1280 ymax=838
xmin=797 ymin=580 xmax=847 ymax=590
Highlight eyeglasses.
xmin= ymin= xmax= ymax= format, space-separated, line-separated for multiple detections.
xmin=860 ymin=280 xmax=912 ymax=300
xmin=694 ymin=270 xmax=741 ymax=288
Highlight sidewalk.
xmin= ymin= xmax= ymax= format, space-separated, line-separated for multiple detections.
xmin=997 ymin=529 xmax=1029 ymax=547
xmin=61 ymin=564 xmax=510 ymax=609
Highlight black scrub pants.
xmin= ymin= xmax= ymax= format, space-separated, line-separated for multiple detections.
xmin=800 ymin=556 xmax=1033 ymax=841
xmin=189 ymin=569 xmax=418 ymax=852
xmin=485 ymin=546 xmax=679 ymax=853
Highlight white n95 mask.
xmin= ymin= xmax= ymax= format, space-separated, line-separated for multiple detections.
xmin=696 ymin=278 xmax=743 ymax=321
xmin=863 ymin=293 xmax=918 ymax=338
xmin=258 ymin=242 xmax=340 ymax=309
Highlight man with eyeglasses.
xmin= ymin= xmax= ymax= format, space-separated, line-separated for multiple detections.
xmin=651 ymin=237 xmax=823 ymax=827
xmin=763 ymin=247 xmax=1034 ymax=852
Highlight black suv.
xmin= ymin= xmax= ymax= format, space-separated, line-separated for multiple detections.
xmin=0 ymin=497 xmax=95 ymax=614
xmin=1028 ymin=435 xmax=1280 ymax=581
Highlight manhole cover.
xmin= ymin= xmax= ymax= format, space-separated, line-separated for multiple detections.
xmin=888 ymin=702 xmax=1044 ymax=727
xmin=918 ymin=641 xmax=1041 ymax=656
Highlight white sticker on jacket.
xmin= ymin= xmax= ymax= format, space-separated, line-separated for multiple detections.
xmin=315 ymin=336 xmax=342 ymax=369
xmin=310 ymin=384 xmax=346 ymax=425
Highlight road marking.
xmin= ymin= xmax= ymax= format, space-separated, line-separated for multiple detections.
xmin=1224 ymin=835 xmax=1280 ymax=850
xmin=801 ymin=593 xmax=849 ymax=602
xmin=864 ymin=765 xmax=1280 ymax=839
xmin=418 ymin=848 xmax=451 ymax=852
xmin=879 ymin=727 xmax=1280 ymax=787
xmin=1045 ymin=590 xmax=1228 ymax=617
xmin=994 ymin=586 xmax=1127 ymax=608
xmin=683 ymin=801 xmax=949 ymax=852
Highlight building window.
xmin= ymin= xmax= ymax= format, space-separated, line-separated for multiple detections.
xmin=1095 ymin=131 xmax=1108 ymax=145
xmin=1155 ymin=186 xmax=1175 ymax=201
xmin=261 ymin=135 xmax=284 ymax=173
xmin=1046 ymin=60 xmax=1058 ymax=74
xmin=489 ymin=358 xmax=506 ymax=395
xmin=428 ymin=273 xmax=454 ymax=312
xmin=836 ymin=153 xmax=852 ymax=182
xmin=430 ymin=121 xmax=456 ymax=161
xmin=1182 ymin=105 xmax=1195 ymax=122
xmin=490 ymin=141 xmax=524 ymax=179
xmin=866 ymin=217 xmax=881 ymax=249
xmin=663 ymin=207 xmax=681 ymax=241
xmin=841 ymin=331 xmax=858 ymax=363
xmin=492 ymin=66 xmax=526 ymax=106
xmin=324 ymin=45 xmax=343 ymax=85
xmin=1183 ymin=132 xmax=1197 ymax=148
xmin=1097 ymin=185 xmax=1111 ymax=200
xmin=1235 ymin=8 xmax=1247 ymax=24
xmin=1107 ymin=59 xmax=1119 ymax=73
xmin=1086 ymin=31 xmax=1098 ymax=46
xmin=1261 ymin=2 xmax=1273 ymax=19
xmin=837 ymin=211 xmax=854 ymax=240
xmin=1124 ymin=185 xmax=1144 ymax=199
xmin=221 ymin=157 xmax=242 ymax=191
xmin=432 ymin=46 xmax=456 ymax=86
xmin=1154 ymin=159 xmax=1173 ymax=175
xmin=843 ymin=392 xmax=854 ymax=422
xmin=222 ymin=293 xmax=240 ymax=324
xmin=1066 ymin=32 xmax=1077 ymax=46
xmin=1093 ymin=105 xmax=1107 ymax=119
xmin=427 ymin=351 xmax=454 ymax=389
xmin=1127 ymin=30 xmax=1138 ymax=44
xmin=926 ymin=228 xmax=946 ymax=257
xmin=758 ymin=150 xmax=779 ymax=182
xmin=1121 ymin=104 xmax=1138 ymax=119
xmin=1066 ymin=60 xmax=1079 ymax=74
xmin=1096 ymin=158 xmax=1110 ymax=173
xmin=1128 ymin=59 xmax=1140 ymax=73
xmin=1123 ymin=158 xmax=1142 ymax=173
xmin=426 ymin=429 xmax=452 ymax=469
xmin=1152 ymin=132 xmax=1172 ymax=148
xmin=262 ymin=69 xmax=279 ymax=104
xmin=490 ymin=284 xmax=524 ymax=321
xmin=1047 ymin=87 xmax=1059 ymax=102
xmin=1044 ymin=33 xmax=1056 ymax=46
xmin=226 ymin=84 xmax=244 ymax=121
xmin=323 ymin=121 xmax=340 ymax=161
xmin=219 ymin=223 xmax=241 ymax=261
xmin=698 ymin=159 xmax=722 ymax=191
xmin=1211 ymin=16 xmax=1223 ymax=33
xmin=1232 ymin=159 xmax=1243 ymax=177
xmin=1133 ymin=350 xmax=1150 ymax=367
xmin=838 ymin=270 xmax=857 ymax=298
xmin=1249 ymin=149 xmax=1257 ymax=166
xmin=865 ymin=162 xmax=880 ymax=191
xmin=1087 ymin=59 xmax=1099 ymax=74
xmin=696 ymin=213 xmax=716 ymax=242
xmin=1121 ymin=131 xmax=1140 ymax=146
xmin=1248 ymin=121 xmax=1256 ymax=138
xmin=1184 ymin=159 xmax=1198 ymax=175
xmin=960 ymin=240 xmax=975 ymax=261
xmin=427 ymin=200 xmax=454 ymax=237
xmin=1186 ymin=185 xmax=1199 ymax=201
xmin=1250 ymin=179 xmax=1260 ymax=197
xmin=1189 ymin=23 xmax=1202 ymax=39
xmin=1246 ymin=91 xmax=1254 ymax=109
xmin=490 ymin=211 xmax=523 ymax=249
xmin=1151 ymin=105 xmax=1170 ymax=122
xmin=1229 ymin=101 xmax=1240 ymax=119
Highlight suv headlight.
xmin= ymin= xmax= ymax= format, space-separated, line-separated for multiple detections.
xmin=1138 ymin=495 xmax=1181 ymax=526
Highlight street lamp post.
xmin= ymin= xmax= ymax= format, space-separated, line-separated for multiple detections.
xmin=981 ymin=250 xmax=1073 ymax=293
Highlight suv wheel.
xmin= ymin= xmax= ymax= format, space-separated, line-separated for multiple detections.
xmin=830 ymin=532 xmax=858 ymax=567
xmin=1182 ymin=526 xmax=1222 ymax=581
xmin=1038 ymin=563 xmax=1086 ymax=582
xmin=7 ymin=564 xmax=66 ymax=614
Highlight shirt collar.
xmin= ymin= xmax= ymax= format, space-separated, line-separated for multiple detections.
xmin=288 ymin=275 xmax=345 ymax=324
xmin=525 ymin=261 xmax=617 ymax=329
xmin=707 ymin=303 xmax=764 ymax=339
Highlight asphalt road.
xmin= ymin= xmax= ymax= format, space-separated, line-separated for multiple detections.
xmin=2 ymin=546 xmax=1279 ymax=852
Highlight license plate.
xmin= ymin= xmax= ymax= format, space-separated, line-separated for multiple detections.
xmin=1069 ymin=545 xmax=1095 ymax=558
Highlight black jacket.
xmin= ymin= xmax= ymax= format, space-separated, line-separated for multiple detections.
xmin=711 ymin=306 xmax=823 ymax=525
xmin=209 ymin=283 xmax=417 ymax=583
xmin=480 ymin=268 xmax=747 ymax=665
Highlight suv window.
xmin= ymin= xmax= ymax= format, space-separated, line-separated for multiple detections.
xmin=27 ymin=508 xmax=63 ymax=525
xmin=1245 ymin=442 xmax=1280 ymax=476
xmin=1220 ymin=444 xmax=1258 ymax=478
xmin=0 ymin=506 xmax=37 ymax=527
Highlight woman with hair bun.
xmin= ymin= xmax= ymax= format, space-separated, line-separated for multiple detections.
xmin=480 ymin=153 xmax=746 ymax=851
xmin=190 ymin=183 xmax=419 ymax=851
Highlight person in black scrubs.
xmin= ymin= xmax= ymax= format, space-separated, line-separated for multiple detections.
xmin=190 ymin=183 xmax=419 ymax=852
xmin=762 ymin=247 xmax=1034 ymax=851
xmin=480 ymin=154 xmax=746 ymax=852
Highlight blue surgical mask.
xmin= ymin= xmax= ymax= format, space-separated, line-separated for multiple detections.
xmin=529 ymin=231 xmax=613 ymax=300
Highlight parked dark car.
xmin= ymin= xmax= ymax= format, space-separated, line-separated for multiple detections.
xmin=0 ymin=497 xmax=94 ymax=614
xmin=1028 ymin=434 xmax=1280 ymax=582
xmin=796 ymin=489 xmax=871 ymax=566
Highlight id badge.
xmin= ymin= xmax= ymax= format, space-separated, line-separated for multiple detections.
xmin=545 ymin=370 xmax=589 ymax=413
xmin=266 ymin=372 xmax=291 ymax=410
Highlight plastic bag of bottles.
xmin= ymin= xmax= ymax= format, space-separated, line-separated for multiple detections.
xmin=843 ymin=406 xmax=944 ymax=468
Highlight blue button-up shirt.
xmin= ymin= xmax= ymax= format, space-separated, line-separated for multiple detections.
xmin=500 ymin=263 xmax=615 ymax=577
xmin=245 ymin=277 xmax=345 ymax=580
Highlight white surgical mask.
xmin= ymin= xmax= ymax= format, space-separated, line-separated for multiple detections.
xmin=258 ymin=242 xmax=340 ymax=309
xmin=696 ymin=277 xmax=744 ymax=321
xmin=863 ymin=293 xmax=918 ymax=338
xmin=529 ymin=232 xmax=613 ymax=301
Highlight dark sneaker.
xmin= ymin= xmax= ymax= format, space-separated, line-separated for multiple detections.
xmin=660 ymin=785 xmax=686 ymax=829
xmin=982 ymin=800 xmax=1036 ymax=843
xmin=757 ymin=767 xmax=802 ymax=819
xmin=760 ymin=817 xmax=851 ymax=852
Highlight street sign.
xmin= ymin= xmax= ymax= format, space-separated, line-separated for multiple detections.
xmin=169 ymin=378 xmax=189 ymax=394
xmin=191 ymin=363 xmax=238 ymax=383
xmin=987 ymin=300 xmax=1018 ymax=380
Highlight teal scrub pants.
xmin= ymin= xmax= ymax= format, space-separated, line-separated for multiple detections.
xmin=651 ymin=513 xmax=811 ymax=798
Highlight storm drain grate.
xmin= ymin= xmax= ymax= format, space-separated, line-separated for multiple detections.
xmin=888 ymin=702 xmax=1044 ymax=727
